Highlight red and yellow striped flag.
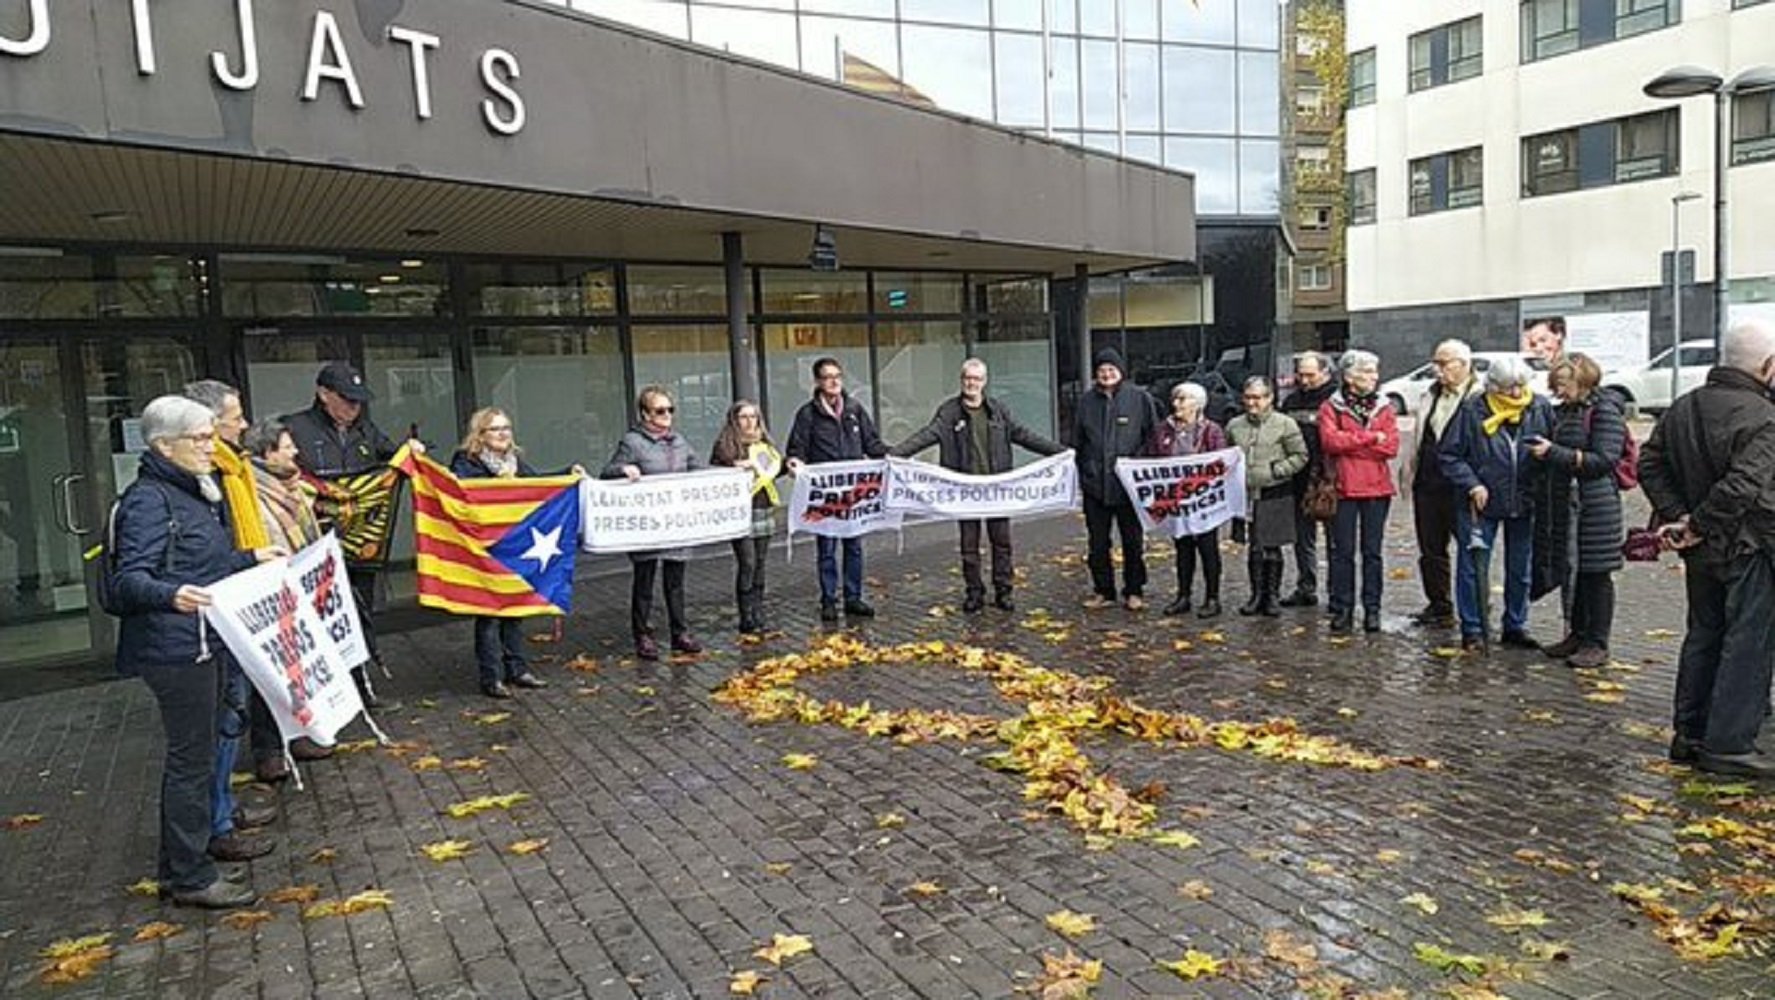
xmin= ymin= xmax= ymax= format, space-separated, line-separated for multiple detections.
xmin=394 ymin=450 xmax=582 ymax=617
xmin=841 ymin=51 xmax=937 ymax=109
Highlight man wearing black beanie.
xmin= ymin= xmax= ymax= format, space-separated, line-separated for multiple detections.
xmin=1073 ymin=347 xmax=1160 ymax=609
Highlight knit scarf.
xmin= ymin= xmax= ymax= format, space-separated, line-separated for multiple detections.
xmin=251 ymin=460 xmax=322 ymax=551
xmin=212 ymin=442 xmax=270 ymax=551
xmin=478 ymin=448 xmax=519 ymax=479
xmin=1343 ymin=389 xmax=1381 ymax=425
xmin=1481 ymin=388 xmax=1533 ymax=436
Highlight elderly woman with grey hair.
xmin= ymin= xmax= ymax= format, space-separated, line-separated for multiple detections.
xmin=1148 ymin=381 xmax=1230 ymax=618
xmin=1437 ymin=354 xmax=1556 ymax=653
xmin=1317 ymin=349 xmax=1400 ymax=634
xmin=110 ymin=396 xmax=285 ymax=909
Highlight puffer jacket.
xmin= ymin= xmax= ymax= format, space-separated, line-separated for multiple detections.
xmin=1534 ymin=394 xmax=1627 ymax=578
xmin=890 ymin=395 xmax=1063 ymax=473
xmin=1437 ymin=393 xmax=1555 ymax=521
xmin=1640 ymin=366 xmax=1775 ymax=569
xmin=1318 ymin=393 xmax=1400 ymax=500
xmin=603 ymin=425 xmax=705 ymax=562
xmin=1227 ymin=410 xmax=1309 ymax=497
xmin=1074 ymin=383 xmax=1160 ymax=505
xmin=112 ymin=451 xmax=258 ymax=675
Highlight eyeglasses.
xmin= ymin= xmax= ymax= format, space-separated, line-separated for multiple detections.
xmin=817 ymin=371 xmax=843 ymax=381
xmin=650 ymin=405 xmax=676 ymax=416
xmin=178 ymin=431 xmax=218 ymax=445
xmin=737 ymin=412 xmax=759 ymax=421
xmin=485 ymin=424 xmax=513 ymax=433
xmin=1241 ymin=394 xmax=1268 ymax=402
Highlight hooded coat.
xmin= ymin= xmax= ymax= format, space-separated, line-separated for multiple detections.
xmin=1073 ymin=348 xmax=1160 ymax=506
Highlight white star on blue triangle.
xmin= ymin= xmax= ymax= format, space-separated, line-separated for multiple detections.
xmin=487 ymin=485 xmax=580 ymax=611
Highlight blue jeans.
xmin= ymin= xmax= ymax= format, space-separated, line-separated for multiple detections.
xmin=140 ymin=658 xmax=220 ymax=892
xmin=1329 ymin=497 xmax=1390 ymax=616
xmin=474 ymin=617 xmax=527 ymax=688
xmin=211 ymin=657 xmax=248 ymax=838
xmin=816 ymin=536 xmax=865 ymax=604
xmin=1454 ymin=507 xmax=1533 ymax=640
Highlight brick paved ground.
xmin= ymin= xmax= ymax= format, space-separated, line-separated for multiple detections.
xmin=2 ymin=493 xmax=1772 ymax=998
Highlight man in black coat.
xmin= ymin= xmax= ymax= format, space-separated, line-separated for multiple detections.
xmin=1278 ymin=352 xmax=1337 ymax=606
xmin=1406 ymin=340 xmax=1482 ymax=627
xmin=786 ymin=356 xmax=888 ymax=622
xmin=1073 ymin=347 xmax=1159 ymax=610
xmin=283 ymin=361 xmax=415 ymax=710
xmin=1640 ymin=318 xmax=1775 ymax=779
xmin=890 ymin=358 xmax=1064 ymax=614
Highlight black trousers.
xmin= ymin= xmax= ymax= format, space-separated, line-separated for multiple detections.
xmin=1569 ymin=572 xmax=1616 ymax=650
xmin=1083 ymin=495 xmax=1147 ymax=599
xmin=139 ymin=658 xmax=221 ymax=892
xmin=1673 ymin=553 xmax=1775 ymax=755
xmin=473 ymin=617 xmax=527 ymax=688
xmin=631 ymin=558 xmax=688 ymax=638
xmin=959 ymin=518 xmax=1014 ymax=598
xmin=347 ymin=566 xmax=382 ymax=668
xmin=732 ymin=534 xmax=769 ymax=601
xmin=247 ymin=686 xmax=280 ymax=767
xmin=1290 ymin=508 xmax=1330 ymax=596
xmin=1412 ymin=486 xmax=1458 ymax=612
xmin=1329 ymin=497 xmax=1390 ymax=616
xmin=1173 ymin=530 xmax=1221 ymax=600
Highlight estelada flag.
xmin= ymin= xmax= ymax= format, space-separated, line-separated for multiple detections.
xmin=393 ymin=449 xmax=581 ymax=617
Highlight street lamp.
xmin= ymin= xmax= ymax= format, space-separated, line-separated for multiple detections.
xmin=1644 ymin=65 xmax=1775 ymax=349
xmin=1668 ymin=190 xmax=1701 ymax=405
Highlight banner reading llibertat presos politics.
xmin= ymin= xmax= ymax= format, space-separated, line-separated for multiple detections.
xmin=1114 ymin=448 xmax=1248 ymax=539
xmin=883 ymin=450 xmax=1078 ymax=519
xmin=579 ymin=467 xmax=753 ymax=554
xmin=787 ymin=459 xmax=901 ymax=539
xmin=203 ymin=533 xmax=372 ymax=750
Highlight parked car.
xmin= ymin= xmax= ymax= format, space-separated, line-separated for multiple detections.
xmin=1379 ymin=352 xmax=1551 ymax=416
xmin=1601 ymin=339 xmax=1716 ymax=415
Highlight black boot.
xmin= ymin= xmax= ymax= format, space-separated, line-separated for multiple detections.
xmin=1259 ymin=552 xmax=1284 ymax=617
xmin=749 ymin=587 xmax=767 ymax=632
xmin=1238 ymin=551 xmax=1266 ymax=616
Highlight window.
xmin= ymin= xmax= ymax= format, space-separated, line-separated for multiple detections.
xmin=1409 ymin=147 xmax=1484 ymax=215
xmin=1296 ymin=146 xmax=1332 ymax=177
xmin=1521 ymin=0 xmax=1678 ymax=63
xmin=1298 ymin=263 xmax=1333 ymax=291
xmin=1522 ymin=109 xmax=1679 ymax=197
xmin=1735 ymin=0 xmax=1773 ymax=7
xmin=1409 ymin=16 xmax=1483 ymax=92
xmin=1735 ymin=90 xmax=1775 ymax=166
xmin=1348 ymin=169 xmax=1377 ymax=224
xmin=1349 ymin=48 xmax=1376 ymax=107
xmin=1296 ymin=85 xmax=1326 ymax=118
xmin=1298 ymin=205 xmax=1333 ymax=231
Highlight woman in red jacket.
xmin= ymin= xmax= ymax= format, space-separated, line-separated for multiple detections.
xmin=1318 ymin=350 xmax=1399 ymax=635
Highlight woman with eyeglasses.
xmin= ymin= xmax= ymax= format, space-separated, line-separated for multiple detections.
xmin=451 ymin=408 xmax=584 ymax=697
xmin=110 ymin=395 xmax=286 ymax=909
xmin=711 ymin=401 xmax=784 ymax=634
xmin=604 ymin=387 xmax=706 ymax=659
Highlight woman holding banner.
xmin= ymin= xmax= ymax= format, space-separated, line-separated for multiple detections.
xmin=1227 ymin=377 xmax=1309 ymax=618
xmin=605 ymin=387 xmax=706 ymax=660
xmin=1150 ymin=382 xmax=1228 ymax=618
xmin=711 ymin=401 xmax=783 ymax=634
xmin=452 ymin=408 xmax=582 ymax=696
xmin=111 ymin=395 xmax=285 ymax=909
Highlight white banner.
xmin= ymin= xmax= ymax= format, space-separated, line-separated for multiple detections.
xmin=787 ymin=459 xmax=902 ymax=538
xmin=580 ymin=467 xmax=753 ymax=554
xmin=203 ymin=534 xmax=369 ymax=750
xmin=1114 ymin=448 xmax=1248 ymax=538
xmin=884 ymin=450 xmax=1078 ymax=519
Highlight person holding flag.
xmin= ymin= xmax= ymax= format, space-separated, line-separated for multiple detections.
xmin=605 ymin=387 xmax=706 ymax=660
xmin=450 ymin=408 xmax=584 ymax=697
xmin=711 ymin=401 xmax=784 ymax=634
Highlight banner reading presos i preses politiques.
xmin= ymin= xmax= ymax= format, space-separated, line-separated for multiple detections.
xmin=787 ymin=459 xmax=902 ymax=539
xmin=883 ymin=450 xmax=1078 ymax=519
xmin=203 ymin=533 xmax=371 ymax=751
xmin=579 ymin=467 xmax=753 ymax=554
xmin=1114 ymin=448 xmax=1248 ymax=539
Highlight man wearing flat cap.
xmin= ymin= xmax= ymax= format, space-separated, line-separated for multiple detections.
xmin=284 ymin=361 xmax=415 ymax=711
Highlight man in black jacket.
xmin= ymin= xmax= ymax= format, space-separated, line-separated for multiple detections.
xmin=1073 ymin=347 xmax=1159 ymax=610
xmin=890 ymin=358 xmax=1064 ymax=613
xmin=1278 ymin=352 xmax=1337 ymax=606
xmin=283 ymin=361 xmax=414 ymax=711
xmin=1640 ymin=319 xmax=1775 ymax=779
xmin=786 ymin=356 xmax=888 ymax=622
xmin=1407 ymin=340 xmax=1482 ymax=627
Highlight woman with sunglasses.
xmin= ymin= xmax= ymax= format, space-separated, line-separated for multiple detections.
xmin=451 ymin=407 xmax=585 ymax=697
xmin=603 ymin=387 xmax=705 ymax=659
xmin=710 ymin=400 xmax=784 ymax=634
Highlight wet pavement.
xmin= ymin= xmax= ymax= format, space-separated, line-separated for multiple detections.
xmin=2 ymin=495 xmax=1773 ymax=998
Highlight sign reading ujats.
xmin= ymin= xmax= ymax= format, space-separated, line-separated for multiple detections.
xmin=0 ymin=0 xmax=527 ymax=136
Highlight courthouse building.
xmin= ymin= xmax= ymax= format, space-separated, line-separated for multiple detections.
xmin=0 ymin=0 xmax=1202 ymax=680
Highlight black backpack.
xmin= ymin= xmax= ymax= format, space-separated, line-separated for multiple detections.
xmin=94 ymin=481 xmax=181 ymax=616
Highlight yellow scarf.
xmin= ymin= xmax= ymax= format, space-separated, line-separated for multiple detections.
xmin=1481 ymin=389 xmax=1533 ymax=437
xmin=213 ymin=443 xmax=271 ymax=551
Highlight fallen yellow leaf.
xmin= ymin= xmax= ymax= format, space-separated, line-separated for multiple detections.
xmin=132 ymin=921 xmax=182 ymax=943
xmin=1374 ymin=849 xmax=1403 ymax=864
xmin=301 ymin=888 xmax=394 ymax=920
xmin=125 ymin=878 xmax=161 ymax=897
xmin=420 ymin=839 xmax=474 ymax=862
xmin=876 ymin=812 xmax=906 ymax=828
xmin=1045 ymin=909 xmax=1097 ymax=938
xmin=37 ymin=933 xmax=114 ymax=985
xmin=781 ymin=753 xmax=819 ymax=771
xmin=763 ymin=862 xmax=793 ymax=876
xmin=729 ymin=969 xmax=767 ymax=995
xmin=905 ymin=881 xmax=945 ymax=897
xmin=308 ymin=847 xmax=339 ymax=864
xmin=1159 ymin=949 xmax=1223 ymax=981
xmin=265 ymin=884 xmax=322 ymax=905
xmin=221 ymin=910 xmax=275 ymax=931
xmin=444 ymin=792 xmax=532 ymax=818
xmin=754 ymin=932 xmax=814 ymax=966
xmin=1485 ymin=906 xmax=1550 ymax=931
xmin=410 ymin=755 xmax=444 ymax=772
xmin=1177 ymin=880 xmax=1214 ymax=900
xmin=1401 ymin=892 xmax=1439 ymax=915
xmin=3 ymin=812 xmax=45 ymax=830
xmin=507 ymin=838 xmax=550 ymax=855
xmin=473 ymin=711 xmax=513 ymax=726
xmin=1149 ymin=830 xmax=1200 ymax=850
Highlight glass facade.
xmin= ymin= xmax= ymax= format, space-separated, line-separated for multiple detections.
xmin=559 ymin=0 xmax=1282 ymax=215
